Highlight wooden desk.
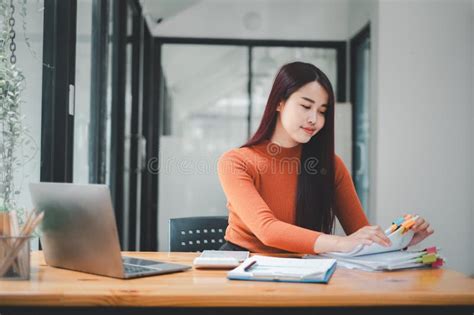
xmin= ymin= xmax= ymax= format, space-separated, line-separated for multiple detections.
xmin=0 ymin=251 xmax=473 ymax=314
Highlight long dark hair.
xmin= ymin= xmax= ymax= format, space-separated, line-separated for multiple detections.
xmin=243 ymin=61 xmax=336 ymax=234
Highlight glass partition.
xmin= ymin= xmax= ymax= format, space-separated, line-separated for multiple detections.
xmin=159 ymin=44 xmax=249 ymax=250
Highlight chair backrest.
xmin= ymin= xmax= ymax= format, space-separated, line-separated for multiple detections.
xmin=169 ymin=216 xmax=228 ymax=252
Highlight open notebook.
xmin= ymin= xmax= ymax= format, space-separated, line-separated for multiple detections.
xmin=305 ymin=215 xmax=444 ymax=271
xmin=228 ymin=255 xmax=336 ymax=283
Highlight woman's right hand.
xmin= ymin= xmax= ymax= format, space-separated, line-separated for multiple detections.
xmin=336 ymin=225 xmax=392 ymax=253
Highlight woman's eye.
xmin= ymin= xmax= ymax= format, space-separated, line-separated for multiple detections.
xmin=301 ymin=105 xmax=311 ymax=109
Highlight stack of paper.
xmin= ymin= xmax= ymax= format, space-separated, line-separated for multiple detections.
xmin=305 ymin=215 xmax=444 ymax=272
xmin=307 ymin=247 xmax=443 ymax=272
xmin=227 ymin=255 xmax=336 ymax=283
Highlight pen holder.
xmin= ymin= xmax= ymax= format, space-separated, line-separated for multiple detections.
xmin=0 ymin=236 xmax=32 ymax=280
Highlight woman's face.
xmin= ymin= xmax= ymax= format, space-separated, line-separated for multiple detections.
xmin=274 ymin=81 xmax=329 ymax=147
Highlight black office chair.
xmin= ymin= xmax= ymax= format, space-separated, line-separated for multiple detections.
xmin=169 ymin=216 xmax=228 ymax=252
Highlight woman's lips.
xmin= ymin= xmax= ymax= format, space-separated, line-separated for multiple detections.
xmin=301 ymin=127 xmax=316 ymax=135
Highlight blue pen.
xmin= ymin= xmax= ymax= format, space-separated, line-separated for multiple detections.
xmin=243 ymin=260 xmax=257 ymax=272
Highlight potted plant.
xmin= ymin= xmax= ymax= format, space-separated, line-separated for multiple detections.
xmin=0 ymin=0 xmax=37 ymax=235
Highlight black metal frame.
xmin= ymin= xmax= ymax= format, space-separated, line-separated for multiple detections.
xmin=127 ymin=0 xmax=142 ymax=250
xmin=350 ymin=24 xmax=370 ymax=181
xmin=76 ymin=0 xmax=147 ymax=250
xmin=89 ymin=0 xmax=109 ymax=184
xmin=139 ymin=28 xmax=160 ymax=251
xmin=41 ymin=0 xmax=77 ymax=183
xmin=101 ymin=0 xmax=155 ymax=251
xmin=110 ymin=0 xmax=127 ymax=248
xmin=247 ymin=46 xmax=253 ymax=137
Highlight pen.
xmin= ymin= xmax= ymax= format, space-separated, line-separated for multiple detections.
xmin=384 ymin=215 xmax=419 ymax=235
xmin=384 ymin=216 xmax=405 ymax=235
xmin=243 ymin=260 xmax=257 ymax=272
xmin=401 ymin=215 xmax=419 ymax=234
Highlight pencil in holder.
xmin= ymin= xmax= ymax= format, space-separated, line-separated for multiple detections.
xmin=0 ymin=235 xmax=32 ymax=280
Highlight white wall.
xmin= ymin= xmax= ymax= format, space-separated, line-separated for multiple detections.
xmin=348 ymin=0 xmax=379 ymax=224
xmin=349 ymin=0 xmax=473 ymax=276
xmin=348 ymin=0 xmax=374 ymax=37
xmin=470 ymin=0 xmax=474 ymax=277
xmin=374 ymin=0 xmax=473 ymax=275
xmin=145 ymin=0 xmax=350 ymax=40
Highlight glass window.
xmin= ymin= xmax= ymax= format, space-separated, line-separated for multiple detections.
xmin=74 ymin=0 xmax=113 ymax=187
xmin=73 ymin=0 xmax=93 ymax=184
xmin=122 ymin=2 xmax=135 ymax=249
xmin=353 ymin=37 xmax=371 ymax=214
xmin=157 ymin=43 xmax=345 ymax=250
xmin=159 ymin=44 xmax=249 ymax=250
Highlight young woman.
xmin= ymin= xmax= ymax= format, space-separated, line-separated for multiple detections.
xmin=217 ymin=62 xmax=434 ymax=254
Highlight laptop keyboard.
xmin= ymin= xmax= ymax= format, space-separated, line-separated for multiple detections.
xmin=122 ymin=256 xmax=162 ymax=266
xmin=121 ymin=257 xmax=163 ymax=275
xmin=123 ymin=263 xmax=154 ymax=275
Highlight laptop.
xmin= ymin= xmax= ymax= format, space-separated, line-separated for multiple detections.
xmin=29 ymin=182 xmax=191 ymax=279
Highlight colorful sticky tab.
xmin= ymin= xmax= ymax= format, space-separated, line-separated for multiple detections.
xmin=400 ymin=219 xmax=415 ymax=234
xmin=425 ymin=246 xmax=437 ymax=254
xmin=390 ymin=224 xmax=398 ymax=233
xmin=421 ymin=254 xmax=437 ymax=264
xmin=404 ymin=214 xmax=413 ymax=220
xmin=432 ymin=258 xmax=444 ymax=268
xmin=402 ymin=219 xmax=416 ymax=230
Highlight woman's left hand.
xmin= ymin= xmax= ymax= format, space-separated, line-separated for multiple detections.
xmin=406 ymin=216 xmax=434 ymax=247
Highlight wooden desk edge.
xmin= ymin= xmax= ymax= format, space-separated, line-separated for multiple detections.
xmin=0 ymin=251 xmax=472 ymax=308
xmin=0 ymin=292 xmax=473 ymax=307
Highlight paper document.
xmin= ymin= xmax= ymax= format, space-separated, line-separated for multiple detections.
xmin=306 ymin=248 xmax=443 ymax=272
xmin=228 ymin=255 xmax=336 ymax=283
xmin=303 ymin=215 xmax=444 ymax=272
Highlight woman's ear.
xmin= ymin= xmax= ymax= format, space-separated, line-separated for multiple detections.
xmin=276 ymin=100 xmax=285 ymax=112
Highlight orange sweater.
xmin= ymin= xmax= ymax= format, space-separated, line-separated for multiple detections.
xmin=217 ymin=139 xmax=369 ymax=254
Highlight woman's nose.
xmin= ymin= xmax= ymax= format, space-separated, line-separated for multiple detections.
xmin=307 ymin=110 xmax=317 ymax=124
